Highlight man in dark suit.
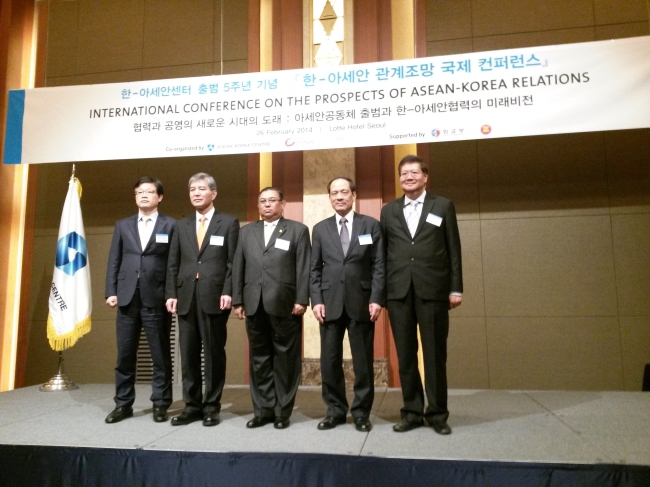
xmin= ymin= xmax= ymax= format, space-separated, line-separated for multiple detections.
xmin=232 ymin=187 xmax=311 ymax=429
xmin=380 ymin=155 xmax=463 ymax=435
xmin=310 ymin=177 xmax=385 ymax=432
xmin=104 ymin=177 xmax=176 ymax=424
xmin=165 ymin=172 xmax=239 ymax=427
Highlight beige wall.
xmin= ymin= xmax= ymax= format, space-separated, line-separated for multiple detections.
xmin=24 ymin=0 xmax=250 ymax=386
xmin=426 ymin=0 xmax=650 ymax=390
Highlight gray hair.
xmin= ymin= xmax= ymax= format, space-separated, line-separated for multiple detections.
xmin=188 ymin=172 xmax=217 ymax=191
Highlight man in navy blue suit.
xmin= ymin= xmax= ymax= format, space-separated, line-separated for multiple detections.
xmin=104 ymin=177 xmax=176 ymax=424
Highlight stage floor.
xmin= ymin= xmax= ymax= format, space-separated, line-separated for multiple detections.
xmin=0 ymin=384 xmax=648 ymax=466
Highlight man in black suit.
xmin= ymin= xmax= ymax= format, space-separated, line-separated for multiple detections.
xmin=104 ymin=177 xmax=176 ymax=424
xmin=380 ymin=155 xmax=463 ymax=435
xmin=310 ymin=177 xmax=385 ymax=432
xmin=165 ymin=173 xmax=239 ymax=427
xmin=232 ymin=187 xmax=311 ymax=429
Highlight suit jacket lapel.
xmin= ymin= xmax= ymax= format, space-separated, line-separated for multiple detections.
xmin=325 ymin=216 xmax=345 ymax=259
xmin=185 ymin=217 xmax=199 ymax=254
xmin=347 ymin=214 xmax=363 ymax=257
xmin=395 ymin=196 xmax=411 ymax=236
xmin=128 ymin=215 xmax=141 ymax=251
xmin=254 ymin=220 xmax=265 ymax=250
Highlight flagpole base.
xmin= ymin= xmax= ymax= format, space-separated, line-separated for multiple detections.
xmin=39 ymin=373 xmax=79 ymax=392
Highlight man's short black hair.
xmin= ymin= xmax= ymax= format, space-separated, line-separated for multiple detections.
xmin=327 ymin=176 xmax=356 ymax=193
xmin=259 ymin=187 xmax=285 ymax=201
xmin=134 ymin=176 xmax=164 ymax=195
xmin=398 ymin=155 xmax=429 ymax=176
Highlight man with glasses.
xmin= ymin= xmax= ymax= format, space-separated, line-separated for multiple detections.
xmin=104 ymin=177 xmax=176 ymax=424
xmin=165 ymin=173 xmax=239 ymax=427
xmin=380 ymin=155 xmax=463 ymax=435
xmin=232 ymin=187 xmax=311 ymax=429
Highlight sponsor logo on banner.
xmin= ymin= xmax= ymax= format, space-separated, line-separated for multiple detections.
xmin=207 ymin=144 xmax=214 ymax=151
xmin=481 ymin=125 xmax=492 ymax=135
xmin=431 ymin=129 xmax=441 ymax=137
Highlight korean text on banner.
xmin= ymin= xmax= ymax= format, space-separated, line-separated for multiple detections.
xmin=47 ymin=177 xmax=92 ymax=351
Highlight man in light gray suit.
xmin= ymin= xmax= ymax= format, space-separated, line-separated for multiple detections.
xmin=233 ymin=187 xmax=311 ymax=429
xmin=310 ymin=177 xmax=385 ymax=432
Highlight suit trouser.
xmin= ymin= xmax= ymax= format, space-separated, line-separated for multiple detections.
xmin=387 ymin=284 xmax=449 ymax=423
xmin=178 ymin=283 xmax=229 ymax=415
xmin=320 ymin=309 xmax=375 ymax=419
xmin=245 ymin=299 xmax=302 ymax=419
xmin=114 ymin=287 xmax=173 ymax=408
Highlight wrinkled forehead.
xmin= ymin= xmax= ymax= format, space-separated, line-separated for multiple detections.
xmin=189 ymin=178 xmax=211 ymax=189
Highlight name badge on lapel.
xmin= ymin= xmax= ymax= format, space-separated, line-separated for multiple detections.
xmin=358 ymin=234 xmax=373 ymax=245
xmin=426 ymin=213 xmax=443 ymax=227
xmin=155 ymin=234 xmax=169 ymax=243
xmin=275 ymin=238 xmax=290 ymax=251
xmin=210 ymin=235 xmax=224 ymax=246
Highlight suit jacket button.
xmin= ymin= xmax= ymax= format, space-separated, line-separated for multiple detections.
xmin=411 ymin=258 xmax=414 ymax=261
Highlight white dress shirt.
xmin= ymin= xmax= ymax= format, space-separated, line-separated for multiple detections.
xmin=196 ymin=207 xmax=215 ymax=235
xmin=264 ymin=218 xmax=280 ymax=246
xmin=335 ymin=210 xmax=354 ymax=236
xmin=138 ymin=211 xmax=158 ymax=251
xmin=403 ymin=193 xmax=425 ymax=237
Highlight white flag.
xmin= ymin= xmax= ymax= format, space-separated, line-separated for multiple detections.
xmin=47 ymin=176 xmax=92 ymax=351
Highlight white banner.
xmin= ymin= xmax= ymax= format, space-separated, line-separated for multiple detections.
xmin=4 ymin=36 xmax=650 ymax=165
xmin=47 ymin=177 xmax=92 ymax=351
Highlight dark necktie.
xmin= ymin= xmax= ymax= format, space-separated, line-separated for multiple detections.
xmin=340 ymin=217 xmax=349 ymax=255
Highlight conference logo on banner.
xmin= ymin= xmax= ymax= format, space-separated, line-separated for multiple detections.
xmin=2 ymin=36 xmax=649 ymax=165
xmin=47 ymin=177 xmax=92 ymax=351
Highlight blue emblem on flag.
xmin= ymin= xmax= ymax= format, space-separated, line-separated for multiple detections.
xmin=55 ymin=232 xmax=88 ymax=276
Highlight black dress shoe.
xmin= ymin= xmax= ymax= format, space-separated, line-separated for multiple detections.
xmin=354 ymin=417 xmax=372 ymax=432
xmin=392 ymin=418 xmax=423 ymax=432
xmin=170 ymin=411 xmax=202 ymax=426
xmin=430 ymin=421 xmax=452 ymax=435
xmin=105 ymin=407 xmax=133 ymax=424
xmin=246 ymin=416 xmax=274 ymax=428
xmin=202 ymin=412 xmax=220 ymax=427
xmin=273 ymin=417 xmax=290 ymax=429
xmin=317 ymin=416 xmax=346 ymax=430
xmin=152 ymin=406 xmax=168 ymax=423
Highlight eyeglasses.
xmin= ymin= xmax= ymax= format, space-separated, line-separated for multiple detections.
xmin=399 ymin=170 xmax=423 ymax=178
xmin=258 ymin=198 xmax=281 ymax=205
xmin=135 ymin=190 xmax=157 ymax=196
